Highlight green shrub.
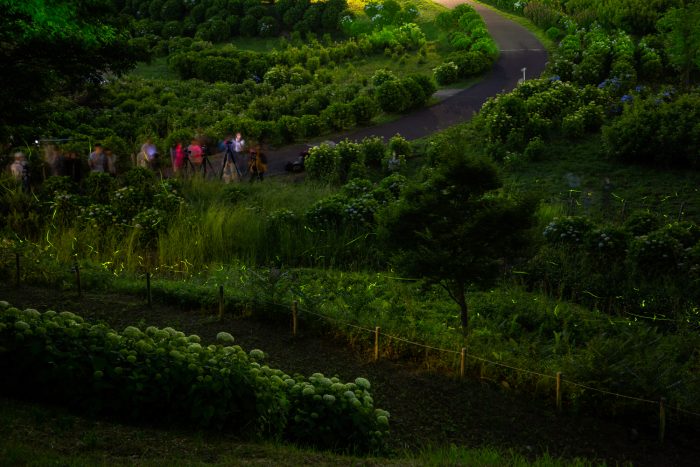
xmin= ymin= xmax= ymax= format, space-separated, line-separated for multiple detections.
xmin=629 ymin=229 xmax=685 ymax=277
xmin=376 ymin=79 xmax=410 ymax=113
xmin=0 ymin=303 xmax=390 ymax=452
xmin=361 ymin=136 xmax=386 ymax=167
xmin=320 ymin=102 xmax=356 ymax=131
xmin=433 ymin=62 xmax=459 ymax=85
xmin=543 ymin=216 xmax=594 ymax=246
xmin=624 ymin=211 xmax=661 ymax=236
xmin=388 ymin=134 xmax=411 ymax=158
xmin=305 ymin=194 xmax=347 ymax=227
xmin=84 ymin=173 xmax=116 ymax=205
xmin=305 ymin=143 xmax=339 ymax=183
xmin=350 ymin=95 xmax=379 ymax=125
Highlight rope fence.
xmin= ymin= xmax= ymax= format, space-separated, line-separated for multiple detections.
xmin=284 ymin=299 xmax=700 ymax=442
xmin=3 ymin=249 xmax=700 ymax=442
xmin=300 ymin=303 xmax=699 ymax=442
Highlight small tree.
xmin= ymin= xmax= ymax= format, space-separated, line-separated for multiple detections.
xmin=657 ymin=1 xmax=700 ymax=86
xmin=378 ymin=149 xmax=534 ymax=333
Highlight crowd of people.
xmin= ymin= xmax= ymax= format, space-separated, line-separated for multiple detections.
xmin=4 ymin=131 xmax=269 ymax=188
xmin=170 ymin=132 xmax=268 ymax=182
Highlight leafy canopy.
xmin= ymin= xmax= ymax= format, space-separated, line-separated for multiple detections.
xmin=379 ymin=144 xmax=535 ymax=332
xmin=0 ymin=0 xmax=136 ymax=136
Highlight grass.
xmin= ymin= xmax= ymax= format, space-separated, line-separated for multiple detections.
xmin=0 ymin=396 xmax=606 ymax=466
xmin=130 ymin=57 xmax=177 ymax=80
xmin=501 ymin=135 xmax=700 ymax=222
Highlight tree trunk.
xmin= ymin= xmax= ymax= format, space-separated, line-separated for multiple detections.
xmin=456 ymin=282 xmax=469 ymax=335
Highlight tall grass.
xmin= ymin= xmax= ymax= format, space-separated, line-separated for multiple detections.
xmin=37 ymin=178 xmax=382 ymax=273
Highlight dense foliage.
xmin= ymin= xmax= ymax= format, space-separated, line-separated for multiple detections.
xmin=2 ymin=0 xmax=501 ymax=155
xmin=0 ymin=0 xmax=138 ymax=138
xmin=432 ymin=3 xmax=499 ymax=84
xmin=122 ymin=0 xmax=349 ymax=43
xmin=0 ymin=301 xmax=389 ymax=452
xmin=2 ymin=0 xmax=700 ymax=445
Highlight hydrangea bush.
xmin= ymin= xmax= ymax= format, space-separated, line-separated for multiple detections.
xmin=0 ymin=302 xmax=390 ymax=452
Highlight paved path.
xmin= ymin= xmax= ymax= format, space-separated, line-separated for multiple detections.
xmin=223 ymin=1 xmax=548 ymax=177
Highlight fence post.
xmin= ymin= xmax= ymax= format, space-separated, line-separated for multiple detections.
xmin=73 ymin=261 xmax=82 ymax=298
xmin=374 ymin=326 xmax=380 ymax=361
xmin=218 ymin=285 xmax=224 ymax=320
xmin=15 ymin=253 xmax=20 ymax=287
xmin=659 ymin=397 xmax=666 ymax=443
xmin=678 ymin=202 xmax=685 ymax=221
xmin=146 ymin=272 xmax=152 ymax=307
xmin=460 ymin=348 xmax=466 ymax=379
xmin=556 ymin=371 xmax=562 ymax=412
xmin=292 ymin=300 xmax=298 ymax=337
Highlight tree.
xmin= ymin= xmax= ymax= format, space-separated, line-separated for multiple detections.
xmin=0 ymin=0 xmax=137 ymax=139
xmin=378 ymin=147 xmax=535 ymax=333
xmin=657 ymin=0 xmax=700 ymax=86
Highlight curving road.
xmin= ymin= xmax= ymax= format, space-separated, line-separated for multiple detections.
xmin=250 ymin=0 xmax=548 ymax=175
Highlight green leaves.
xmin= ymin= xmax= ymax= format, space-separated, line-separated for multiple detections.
xmin=0 ymin=301 xmax=389 ymax=452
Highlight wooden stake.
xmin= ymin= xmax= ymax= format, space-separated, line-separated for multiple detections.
xmin=659 ymin=397 xmax=666 ymax=443
xmin=556 ymin=371 xmax=562 ymax=412
xmin=374 ymin=326 xmax=380 ymax=361
xmin=15 ymin=253 xmax=20 ymax=287
xmin=460 ymin=348 xmax=466 ymax=379
xmin=146 ymin=272 xmax=152 ymax=307
xmin=74 ymin=261 xmax=82 ymax=298
xmin=218 ymin=285 xmax=224 ymax=320
xmin=292 ymin=300 xmax=298 ymax=337
xmin=678 ymin=202 xmax=685 ymax=221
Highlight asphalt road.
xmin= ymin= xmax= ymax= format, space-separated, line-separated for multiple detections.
xmin=222 ymin=0 xmax=548 ymax=177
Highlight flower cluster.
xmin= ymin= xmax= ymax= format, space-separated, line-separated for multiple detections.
xmin=79 ymin=204 xmax=119 ymax=229
xmin=629 ymin=230 xmax=685 ymax=274
xmin=543 ymin=216 xmax=592 ymax=245
xmin=345 ymin=194 xmax=379 ymax=226
xmin=0 ymin=302 xmax=389 ymax=452
xmin=49 ymin=192 xmax=82 ymax=225
xmin=584 ymin=227 xmax=629 ymax=258
xmin=132 ymin=207 xmax=167 ymax=238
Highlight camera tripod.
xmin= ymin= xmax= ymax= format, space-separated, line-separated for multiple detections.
xmin=219 ymin=143 xmax=242 ymax=180
xmin=181 ymin=147 xmax=214 ymax=178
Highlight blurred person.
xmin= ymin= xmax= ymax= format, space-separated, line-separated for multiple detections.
xmin=187 ymin=139 xmax=203 ymax=169
xmin=43 ymin=144 xmax=63 ymax=176
xmin=140 ymin=137 xmax=158 ymax=170
xmin=104 ymin=148 xmax=117 ymax=176
xmin=88 ymin=143 xmax=106 ymax=173
xmin=10 ymin=151 xmax=30 ymax=192
xmin=10 ymin=151 xmax=26 ymax=180
xmin=171 ymin=141 xmax=184 ymax=173
xmin=247 ymin=144 xmax=267 ymax=182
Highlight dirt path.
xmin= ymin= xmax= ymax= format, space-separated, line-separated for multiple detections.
xmin=252 ymin=0 xmax=548 ymax=175
xmin=2 ymin=285 xmax=698 ymax=466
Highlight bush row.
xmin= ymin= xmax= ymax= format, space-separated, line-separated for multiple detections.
xmin=479 ymin=77 xmax=610 ymax=155
xmin=124 ymin=0 xmax=349 ymax=42
xmin=433 ymin=4 xmax=498 ymax=85
xmin=528 ymin=212 xmax=700 ymax=316
xmin=42 ymin=169 xmax=183 ymax=242
xmin=602 ymin=90 xmax=700 ymax=168
xmin=480 ymin=0 xmax=676 ymax=36
xmin=168 ymin=22 xmax=427 ymax=84
xmin=39 ymin=65 xmax=434 ymax=153
xmin=305 ymin=135 xmax=412 ymax=184
xmin=0 ymin=302 xmax=389 ymax=452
